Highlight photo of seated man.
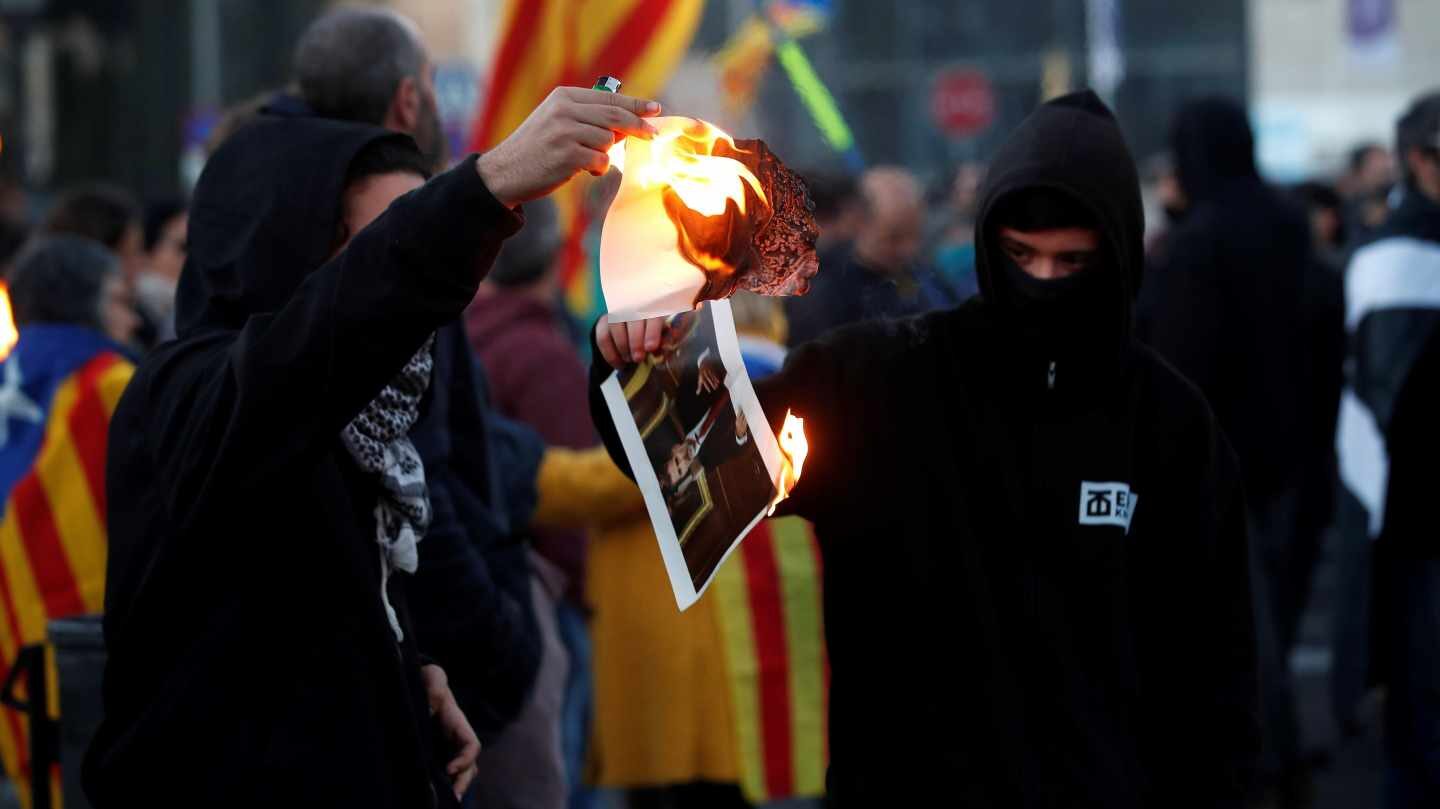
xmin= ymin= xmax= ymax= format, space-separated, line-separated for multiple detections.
xmin=617 ymin=303 xmax=776 ymax=589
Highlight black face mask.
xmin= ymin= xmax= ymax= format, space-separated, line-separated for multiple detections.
xmin=996 ymin=251 xmax=1117 ymax=354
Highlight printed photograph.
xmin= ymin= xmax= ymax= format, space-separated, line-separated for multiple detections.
xmin=601 ymin=300 xmax=782 ymax=607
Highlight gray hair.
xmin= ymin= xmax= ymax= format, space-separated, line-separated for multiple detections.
xmin=7 ymin=235 xmax=119 ymax=331
xmin=294 ymin=7 xmax=426 ymax=126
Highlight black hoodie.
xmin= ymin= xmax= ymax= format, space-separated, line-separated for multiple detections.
xmin=1137 ymin=97 xmax=1340 ymax=518
xmin=590 ymin=91 xmax=1260 ymax=806
xmin=85 ymin=114 xmax=521 ymax=807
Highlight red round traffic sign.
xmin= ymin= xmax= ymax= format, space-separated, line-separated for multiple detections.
xmin=932 ymin=69 xmax=995 ymax=138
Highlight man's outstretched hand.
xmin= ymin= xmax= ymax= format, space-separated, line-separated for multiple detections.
xmin=476 ymin=87 xmax=662 ymax=208
xmin=596 ymin=313 xmax=670 ymax=368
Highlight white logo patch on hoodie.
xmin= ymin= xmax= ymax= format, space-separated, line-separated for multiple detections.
xmin=1079 ymin=481 xmax=1138 ymax=534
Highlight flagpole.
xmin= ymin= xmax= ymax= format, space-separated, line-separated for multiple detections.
xmin=755 ymin=1 xmax=865 ymax=173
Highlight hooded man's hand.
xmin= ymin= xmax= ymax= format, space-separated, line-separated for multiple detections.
xmin=596 ymin=313 xmax=669 ymax=367
xmin=421 ymin=664 xmax=480 ymax=800
xmin=476 ymin=87 xmax=662 ymax=208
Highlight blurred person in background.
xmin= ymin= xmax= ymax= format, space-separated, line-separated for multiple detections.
xmin=1292 ymin=181 xmax=1348 ymax=274
xmin=1342 ymin=142 xmax=1396 ymax=243
xmin=43 ymin=184 xmax=161 ymax=350
xmin=465 ymin=195 xmax=597 ymax=808
xmin=595 ymin=90 xmax=1259 ymax=807
xmin=784 ymin=165 xmax=957 ymax=346
xmin=294 ymin=6 xmax=444 ymax=169
xmin=1334 ymin=90 xmax=1440 ymax=808
xmin=1372 ymin=322 xmax=1440 ymax=809
xmin=802 ymin=170 xmax=865 ymax=253
xmin=136 ymin=199 xmax=187 ymax=342
xmin=0 ymin=237 xmax=135 ymax=799
xmin=1137 ymin=96 xmax=1342 ymax=809
xmin=1141 ymin=152 xmax=1188 ymax=267
xmin=932 ymin=161 xmax=985 ymax=302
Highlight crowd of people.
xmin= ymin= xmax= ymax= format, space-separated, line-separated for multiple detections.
xmin=0 ymin=5 xmax=1438 ymax=808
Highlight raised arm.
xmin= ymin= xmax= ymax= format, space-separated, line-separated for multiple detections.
xmin=153 ymin=88 xmax=664 ymax=518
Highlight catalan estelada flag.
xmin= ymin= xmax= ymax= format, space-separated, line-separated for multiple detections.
xmin=0 ymin=324 xmax=133 ymax=809
xmin=469 ymin=0 xmax=705 ymax=326
xmin=710 ymin=515 xmax=828 ymax=803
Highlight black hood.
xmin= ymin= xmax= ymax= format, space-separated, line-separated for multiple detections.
xmin=1170 ymin=96 xmax=1259 ymax=205
xmin=974 ymin=90 xmax=1144 ymax=337
xmin=174 ymin=108 xmax=415 ymax=338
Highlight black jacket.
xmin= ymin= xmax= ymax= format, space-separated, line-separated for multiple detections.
xmin=407 ymin=323 xmax=542 ymax=744
xmin=1330 ymin=188 xmax=1440 ymax=725
xmin=85 ymin=115 xmax=520 ymax=807
xmin=783 ymin=243 xmax=957 ymax=346
xmin=1138 ymin=97 xmax=1340 ymax=514
xmin=592 ymin=91 xmax=1260 ymax=806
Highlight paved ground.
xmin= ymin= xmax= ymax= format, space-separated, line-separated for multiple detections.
xmin=1295 ymin=529 xmax=1386 ymax=809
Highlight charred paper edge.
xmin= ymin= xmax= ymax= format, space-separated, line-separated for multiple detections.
xmin=600 ymin=299 xmax=783 ymax=611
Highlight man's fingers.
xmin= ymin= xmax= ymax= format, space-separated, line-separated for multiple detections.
xmin=625 ymin=320 xmax=650 ymax=363
xmin=575 ymin=103 xmax=659 ymax=140
xmin=643 ymin=317 xmax=665 ymax=355
xmin=454 ymin=764 xmax=478 ymax=799
xmin=574 ymin=121 xmax=618 ymax=151
xmin=567 ymin=88 xmax=662 ymax=117
xmin=607 ymin=322 xmax=632 ymax=366
xmin=597 ymin=321 xmax=624 ymax=368
xmin=578 ymin=146 xmax=610 ymax=177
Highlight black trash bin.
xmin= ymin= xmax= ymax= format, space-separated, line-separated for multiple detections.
xmin=48 ymin=617 xmax=104 ymax=809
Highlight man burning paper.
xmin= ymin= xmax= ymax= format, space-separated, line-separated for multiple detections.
xmin=601 ymin=117 xmax=819 ymax=321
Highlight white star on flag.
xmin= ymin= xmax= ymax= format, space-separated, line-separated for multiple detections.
xmin=0 ymin=357 xmax=44 ymax=447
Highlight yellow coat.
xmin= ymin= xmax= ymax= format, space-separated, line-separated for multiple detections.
xmin=533 ymin=447 xmax=740 ymax=788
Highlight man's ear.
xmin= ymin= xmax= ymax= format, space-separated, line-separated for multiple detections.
xmin=385 ymin=75 xmax=421 ymax=134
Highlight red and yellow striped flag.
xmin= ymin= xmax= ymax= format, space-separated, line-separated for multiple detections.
xmin=0 ymin=326 xmax=133 ymax=809
xmin=469 ymin=0 xmax=705 ymax=322
xmin=711 ymin=515 xmax=828 ymax=803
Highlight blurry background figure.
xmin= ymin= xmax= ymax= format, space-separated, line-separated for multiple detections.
xmin=136 ymin=200 xmax=187 ymax=343
xmin=1291 ymin=182 xmax=1348 ymax=273
xmin=42 ymin=185 xmax=160 ymax=351
xmin=1371 ymin=322 xmax=1440 ymax=809
xmin=0 ymin=236 xmax=136 ymax=804
xmin=801 ymin=171 xmax=865 ymax=254
xmin=466 ymin=196 xmax=598 ymax=809
xmin=1140 ymin=152 xmax=1189 ymax=279
xmin=1334 ymin=90 xmax=1440 ymax=809
xmin=295 ymin=6 xmax=445 ymax=170
xmin=1137 ymin=95 xmax=1344 ymax=809
xmin=1341 ymin=142 xmax=1396 ymax=243
xmin=931 ymin=161 xmax=985 ymax=302
xmin=784 ymin=166 xmax=956 ymax=346
xmin=538 ymin=292 xmax=827 ymax=809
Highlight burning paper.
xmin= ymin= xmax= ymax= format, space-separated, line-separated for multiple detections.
xmin=601 ymin=117 xmax=820 ymax=322
xmin=600 ymin=299 xmax=806 ymax=609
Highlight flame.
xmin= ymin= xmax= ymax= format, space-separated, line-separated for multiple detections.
xmin=0 ymin=284 xmax=17 ymax=361
xmin=767 ymin=410 xmax=809 ymax=516
xmin=609 ymin=120 xmax=768 ymax=217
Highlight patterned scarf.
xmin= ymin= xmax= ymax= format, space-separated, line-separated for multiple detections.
xmin=341 ymin=335 xmax=435 ymax=642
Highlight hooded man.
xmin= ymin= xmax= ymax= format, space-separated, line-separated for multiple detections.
xmin=85 ymin=81 xmax=662 ymax=807
xmin=1136 ymin=96 xmax=1343 ymax=805
xmin=591 ymin=90 xmax=1259 ymax=806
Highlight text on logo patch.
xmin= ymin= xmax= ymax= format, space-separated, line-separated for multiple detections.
xmin=1078 ymin=481 xmax=1138 ymax=534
